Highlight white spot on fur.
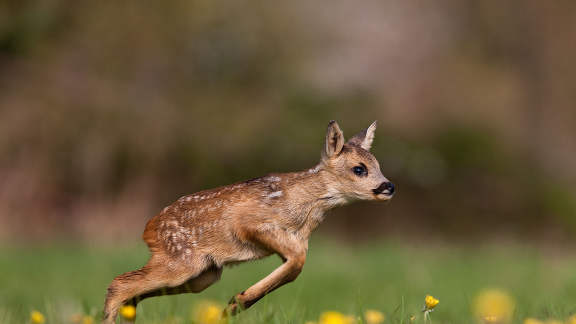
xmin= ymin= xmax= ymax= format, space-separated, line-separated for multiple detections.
xmin=166 ymin=220 xmax=179 ymax=226
xmin=308 ymin=165 xmax=321 ymax=174
xmin=268 ymin=190 xmax=283 ymax=198
xmin=167 ymin=261 xmax=177 ymax=270
xmin=258 ymin=223 xmax=278 ymax=231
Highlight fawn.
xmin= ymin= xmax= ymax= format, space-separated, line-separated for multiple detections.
xmin=103 ymin=120 xmax=395 ymax=323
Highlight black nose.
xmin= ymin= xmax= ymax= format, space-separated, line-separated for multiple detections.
xmin=373 ymin=181 xmax=395 ymax=195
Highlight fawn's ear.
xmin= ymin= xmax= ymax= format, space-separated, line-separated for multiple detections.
xmin=346 ymin=121 xmax=377 ymax=151
xmin=323 ymin=120 xmax=345 ymax=160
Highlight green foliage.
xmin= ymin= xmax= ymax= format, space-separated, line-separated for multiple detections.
xmin=543 ymin=185 xmax=576 ymax=234
xmin=2 ymin=241 xmax=576 ymax=323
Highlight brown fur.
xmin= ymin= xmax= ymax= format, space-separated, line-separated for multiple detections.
xmin=102 ymin=121 xmax=394 ymax=323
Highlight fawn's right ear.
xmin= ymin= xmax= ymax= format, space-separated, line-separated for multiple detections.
xmin=323 ymin=120 xmax=345 ymax=160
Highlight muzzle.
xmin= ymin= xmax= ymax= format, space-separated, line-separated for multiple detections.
xmin=373 ymin=181 xmax=395 ymax=195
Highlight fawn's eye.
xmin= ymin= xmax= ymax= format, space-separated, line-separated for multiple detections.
xmin=352 ymin=164 xmax=367 ymax=177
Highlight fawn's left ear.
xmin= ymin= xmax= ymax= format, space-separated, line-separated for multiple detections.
xmin=323 ymin=120 xmax=345 ymax=160
xmin=347 ymin=121 xmax=377 ymax=151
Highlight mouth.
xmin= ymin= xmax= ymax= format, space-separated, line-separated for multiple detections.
xmin=373 ymin=191 xmax=394 ymax=200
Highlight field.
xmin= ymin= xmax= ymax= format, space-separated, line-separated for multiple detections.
xmin=2 ymin=239 xmax=576 ymax=324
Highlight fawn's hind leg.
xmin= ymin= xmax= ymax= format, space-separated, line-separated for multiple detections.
xmin=128 ymin=265 xmax=222 ymax=305
xmin=117 ymin=266 xmax=222 ymax=324
xmin=103 ymin=256 xmax=211 ymax=324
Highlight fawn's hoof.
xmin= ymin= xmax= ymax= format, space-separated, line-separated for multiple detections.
xmin=223 ymin=302 xmax=239 ymax=317
xmin=224 ymin=293 xmax=245 ymax=316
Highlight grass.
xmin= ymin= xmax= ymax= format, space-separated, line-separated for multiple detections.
xmin=2 ymin=238 xmax=576 ymax=323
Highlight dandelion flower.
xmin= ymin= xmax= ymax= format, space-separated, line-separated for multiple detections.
xmin=568 ymin=315 xmax=576 ymax=324
xmin=120 ymin=305 xmax=136 ymax=321
xmin=319 ymin=311 xmax=355 ymax=324
xmin=473 ymin=289 xmax=515 ymax=324
xmin=30 ymin=310 xmax=45 ymax=324
xmin=523 ymin=318 xmax=543 ymax=324
xmin=82 ymin=315 xmax=94 ymax=324
xmin=364 ymin=310 xmax=385 ymax=324
xmin=422 ymin=295 xmax=439 ymax=323
xmin=424 ymin=295 xmax=440 ymax=311
xmin=193 ymin=300 xmax=225 ymax=324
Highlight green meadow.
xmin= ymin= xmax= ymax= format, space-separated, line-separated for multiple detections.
xmin=2 ymin=239 xmax=576 ymax=323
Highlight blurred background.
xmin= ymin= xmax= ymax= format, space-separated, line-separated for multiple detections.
xmin=1 ymin=0 xmax=575 ymax=245
xmin=3 ymin=1 xmax=576 ymax=323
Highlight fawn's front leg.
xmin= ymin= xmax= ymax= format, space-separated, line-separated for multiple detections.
xmin=226 ymin=228 xmax=307 ymax=315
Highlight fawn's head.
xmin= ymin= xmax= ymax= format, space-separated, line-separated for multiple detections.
xmin=320 ymin=120 xmax=394 ymax=202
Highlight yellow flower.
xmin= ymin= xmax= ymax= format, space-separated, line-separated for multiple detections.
xmin=523 ymin=318 xmax=543 ymax=324
xmin=410 ymin=315 xmax=416 ymax=322
xmin=193 ymin=300 xmax=225 ymax=324
xmin=364 ymin=310 xmax=385 ymax=324
xmin=473 ymin=289 xmax=515 ymax=324
xmin=424 ymin=295 xmax=439 ymax=310
xmin=120 ymin=305 xmax=136 ymax=321
xmin=568 ymin=315 xmax=576 ymax=324
xmin=82 ymin=315 xmax=94 ymax=324
xmin=30 ymin=310 xmax=45 ymax=324
xmin=319 ymin=311 xmax=355 ymax=324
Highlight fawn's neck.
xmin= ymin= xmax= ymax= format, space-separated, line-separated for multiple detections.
xmin=281 ymin=164 xmax=350 ymax=236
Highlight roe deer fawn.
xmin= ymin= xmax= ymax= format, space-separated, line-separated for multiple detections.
xmin=103 ymin=120 xmax=395 ymax=323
